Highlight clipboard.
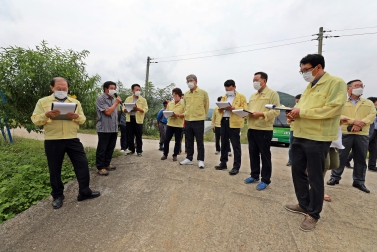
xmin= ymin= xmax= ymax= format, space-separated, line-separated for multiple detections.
xmin=162 ymin=111 xmax=174 ymax=118
xmin=216 ymin=102 xmax=232 ymax=109
xmin=265 ymin=104 xmax=293 ymax=111
xmin=124 ymin=103 xmax=136 ymax=112
xmin=232 ymin=109 xmax=253 ymax=118
xmin=51 ymin=102 xmax=77 ymax=120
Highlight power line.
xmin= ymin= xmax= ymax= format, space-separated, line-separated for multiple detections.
xmin=155 ymin=35 xmax=313 ymax=59
xmin=157 ymin=40 xmax=312 ymax=63
xmin=323 ymin=31 xmax=377 ymax=39
xmin=327 ymin=25 xmax=377 ymax=32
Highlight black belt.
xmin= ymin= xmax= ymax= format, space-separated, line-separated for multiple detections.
xmin=222 ymin=117 xmax=230 ymax=120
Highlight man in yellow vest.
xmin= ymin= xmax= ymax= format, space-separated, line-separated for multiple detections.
xmin=214 ymin=80 xmax=247 ymax=175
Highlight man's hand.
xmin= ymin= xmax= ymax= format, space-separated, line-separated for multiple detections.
xmin=353 ymin=119 xmax=366 ymax=128
xmin=115 ymin=96 xmax=122 ymax=104
xmin=66 ymin=112 xmax=79 ymax=120
xmin=218 ymin=108 xmax=224 ymax=113
xmin=156 ymin=122 xmax=159 ymax=128
xmin=249 ymin=112 xmax=264 ymax=118
xmin=288 ymin=108 xmax=300 ymax=119
xmin=340 ymin=118 xmax=349 ymax=125
xmin=211 ymin=126 xmax=215 ymax=131
xmin=45 ymin=110 xmax=60 ymax=119
xmin=351 ymin=125 xmax=362 ymax=132
xmin=226 ymin=105 xmax=235 ymax=111
xmin=123 ymin=109 xmax=128 ymax=113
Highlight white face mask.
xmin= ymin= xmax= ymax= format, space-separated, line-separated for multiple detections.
xmin=253 ymin=82 xmax=261 ymax=90
xmin=302 ymin=71 xmax=316 ymax=83
xmin=108 ymin=89 xmax=116 ymax=97
xmin=135 ymin=91 xmax=141 ymax=97
xmin=226 ymin=90 xmax=235 ymax=96
xmin=55 ymin=91 xmax=67 ymax=99
xmin=352 ymin=88 xmax=363 ymax=96
xmin=187 ymin=82 xmax=195 ymax=89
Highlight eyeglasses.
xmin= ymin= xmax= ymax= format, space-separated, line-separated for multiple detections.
xmin=353 ymin=84 xmax=365 ymax=88
xmin=299 ymin=67 xmax=315 ymax=75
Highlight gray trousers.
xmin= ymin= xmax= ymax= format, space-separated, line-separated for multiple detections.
xmin=158 ymin=123 xmax=167 ymax=145
xmin=331 ymin=134 xmax=369 ymax=185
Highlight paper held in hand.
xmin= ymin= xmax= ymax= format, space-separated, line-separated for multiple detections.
xmin=163 ymin=110 xmax=174 ymax=118
xmin=265 ymin=104 xmax=293 ymax=110
xmin=50 ymin=102 xmax=77 ymax=120
xmin=124 ymin=103 xmax=136 ymax=112
xmin=216 ymin=102 xmax=232 ymax=109
xmin=232 ymin=109 xmax=253 ymax=118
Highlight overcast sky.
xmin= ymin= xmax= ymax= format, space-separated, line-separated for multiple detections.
xmin=1 ymin=0 xmax=377 ymax=107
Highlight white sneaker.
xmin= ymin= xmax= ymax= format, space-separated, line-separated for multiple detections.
xmin=120 ymin=149 xmax=125 ymax=152
xmin=215 ymin=151 xmax=220 ymax=155
xmin=228 ymin=152 xmax=232 ymax=157
xmin=198 ymin=160 xmax=204 ymax=168
xmin=180 ymin=158 xmax=193 ymax=165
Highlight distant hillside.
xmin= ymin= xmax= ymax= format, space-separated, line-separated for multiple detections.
xmin=277 ymin=91 xmax=295 ymax=107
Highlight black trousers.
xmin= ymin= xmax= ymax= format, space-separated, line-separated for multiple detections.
xmin=127 ymin=116 xmax=143 ymax=153
xmin=215 ymin=126 xmax=221 ymax=152
xmin=292 ymin=137 xmax=331 ymax=220
xmin=164 ymin=126 xmax=183 ymax=157
xmin=220 ymin=118 xmax=241 ymax=169
xmin=248 ymin=129 xmax=273 ymax=184
xmin=45 ymin=139 xmax=92 ymax=198
xmin=185 ymin=120 xmax=205 ymax=161
xmin=96 ymin=132 xmax=118 ymax=169
xmin=119 ymin=124 xmax=128 ymax=150
xmin=368 ymin=130 xmax=377 ymax=169
xmin=331 ymin=134 xmax=369 ymax=184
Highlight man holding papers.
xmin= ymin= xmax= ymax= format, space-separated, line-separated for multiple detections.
xmin=95 ymin=81 xmax=122 ymax=176
xmin=124 ymin=84 xmax=148 ymax=156
xmin=180 ymin=74 xmax=209 ymax=168
xmin=214 ymin=80 xmax=247 ymax=175
xmin=31 ymin=77 xmax=100 ymax=209
xmin=244 ymin=72 xmax=280 ymax=191
xmin=161 ymin=88 xmax=185 ymax=161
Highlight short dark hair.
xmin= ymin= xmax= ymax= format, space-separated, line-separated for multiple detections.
xmin=224 ymin=79 xmax=235 ymax=87
xmin=367 ymin=97 xmax=377 ymax=104
xmin=163 ymin=100 xmax=169 ymax=105
xmin=131 ymin=84 xmax=141 ymax=90
xmin=50 ymin=77 xmax=69 ymax=87
xmin=217 ymin=96 xmax=222 ymax=102
xmin=300 ymin=54 xmax=325 ymax=69
xmin=346 ymin=79 xmax=362 ymax=87
xmin=254 ymin=72 xmax=268 ymax=82
xmin=103 ymin=81 xmax=116 ymax=91
xmin=295 ymin=94 xmax=301 ymax=99
xmin=172 ymin=87 xmax=183 ymax=97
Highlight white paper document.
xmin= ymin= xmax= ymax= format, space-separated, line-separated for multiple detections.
xmin=123 ymin=103 xmax=136 ymax=112
xmin=216 ymin=102 xmax=232 ymax=109
xmin=163 ymin=110 xmax=174 ymax=118
xmin=265 ymin=104 xmax=293 ymax=110
xmin=51 ymin=102 xmax=77 ymax=120
xmin=232 ymin=109 xmax=253 ymax=118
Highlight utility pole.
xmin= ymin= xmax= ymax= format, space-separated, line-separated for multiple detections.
xmin=145 ymin=56 xmax=151 ymax=97
xmin=318 ymin=27 xmax=324 ymax=55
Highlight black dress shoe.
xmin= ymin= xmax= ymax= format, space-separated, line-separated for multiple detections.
xmin=77 ymin=191 xmax=101 ymax=201
xmin=215 ymin=163 xmax=227 ymax=170
xmin=368 ymin=167 xmax=377 ymax=172
xmin=327 ymin=178 xmax=340 ymax=186
xmin=229 ymin=168 xmax=239 ymax=175
xmin=345 ymin=162 xmax=353 ymax=168
xmin=352 ymin=183 xmax=370 ymax=193
xmin=52 ymin=195 xmax=64 ymax=209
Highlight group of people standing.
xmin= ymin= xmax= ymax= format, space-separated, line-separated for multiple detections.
xmin=31 ymin=53 xmax=375 ymax=233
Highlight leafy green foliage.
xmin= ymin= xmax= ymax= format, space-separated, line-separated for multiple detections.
xmin=0 ymin=137 xmax=122 ymax=224
xmin=0 ymin=41 xmax=101 ymax=131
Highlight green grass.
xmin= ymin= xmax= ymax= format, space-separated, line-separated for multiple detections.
xmin=0 ymin=136 xmax=122 ymax=224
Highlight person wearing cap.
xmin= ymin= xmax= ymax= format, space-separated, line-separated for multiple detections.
xmin=95 ymin=81 xmax=122 ymax=176
xmin=156 ymin=100 xmax=169 ymax=151
xmin=214 ymin=79 xmax=247 ymax=175
xmin=31 ymin=77 xmax=100 ymax=209
xmin=124 ymin=84 xmax=148 ymax=157
xmin=161 ymin=88 xmax=185 ymax=161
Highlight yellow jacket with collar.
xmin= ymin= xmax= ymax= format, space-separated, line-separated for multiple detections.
xmin=31 ymin=94 xmax=86 ymax=140
xmin=293 ymin=72 xmax=347 ymax=141
xmin=124 ymin=95 xmax=149 ymax=124
xmin=247 ymin=86 xmax=280 ymax=130
xmin=220 ymin=91 xmax=248 ymax=128
xmin=184 ymin=87 xmax=209 ymax=121
xmin=211 ymin=107 xmax=222 ymax=128
xmin=341 ymin=97 xmax=376 ymax=136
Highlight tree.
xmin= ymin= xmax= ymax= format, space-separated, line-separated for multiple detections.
xmin=0 ymin=41 xmax=101 ymax=132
